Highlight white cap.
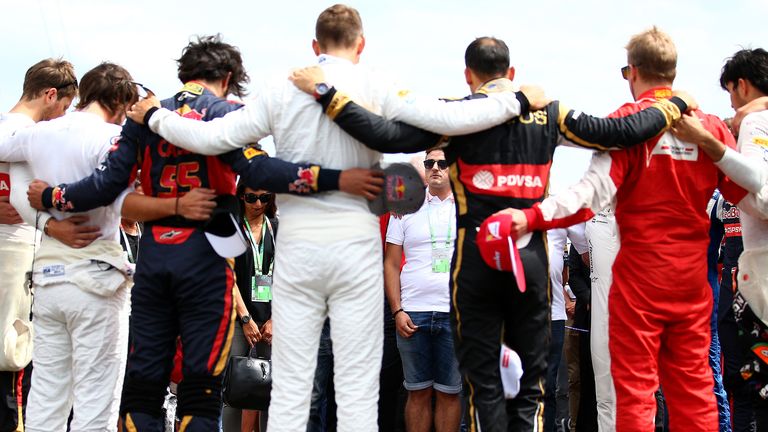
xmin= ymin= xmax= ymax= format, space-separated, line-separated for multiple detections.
xmin=204 ymin=195 xmax=248 ymax=258
xmin=500 ymin=344 xmax=523 ymax=399
xmin=1 ymin=319 xmax=33 ymax=370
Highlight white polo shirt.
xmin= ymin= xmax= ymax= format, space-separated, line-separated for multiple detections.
xmin=386 ymin=192 xmax=456 ymax=313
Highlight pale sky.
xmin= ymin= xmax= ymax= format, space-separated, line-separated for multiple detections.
xmin=1 ymin=0 xmax=765 ymax=193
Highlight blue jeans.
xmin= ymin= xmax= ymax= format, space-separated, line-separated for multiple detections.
xmin=307 ymin=318 xmax=333 ymax=432
xmin=396 ymin=311 xmax=462 ymax=394
xmin=544 ymin=320 xmax=564 ymax=432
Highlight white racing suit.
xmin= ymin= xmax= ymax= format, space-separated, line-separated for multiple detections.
xmin=146 ymin=54 xmax=525 ymax=432
xmin=585 ymin=208 xmax=619 ymax=432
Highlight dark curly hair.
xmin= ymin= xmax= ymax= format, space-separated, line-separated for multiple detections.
xmin=720 ymin=48 xmax=768 ymax=95
xmin=177 ymin=34 xmax=250 ymax=97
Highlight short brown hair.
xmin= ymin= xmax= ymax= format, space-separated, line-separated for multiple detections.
xmin=626 ymin=26 xmax=677 ymax=83
xmin=75 ymin=63 xmax=138 ymax=115
xmin=315 ymin=4 xmax=363 ymax=50
xmin=21 ymin=58 xmax=77 ymax=101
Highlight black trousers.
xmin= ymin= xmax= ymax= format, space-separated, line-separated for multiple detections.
xmin=121 ymin=228 xmax=235 ymax=432
xmin=451 ymin=230 xmax=549 ymax=432
xmin=0 ymin=364 xmax=31 ymax=432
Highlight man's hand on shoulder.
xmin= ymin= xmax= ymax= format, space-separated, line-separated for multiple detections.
xmin=339 ymin=168 xmax=384 ymax=200
xmin=126 ymin=95 xmax=161 ymax=125
xmin=289 ymin=66 xmax=326 ymax=96
xmin=671 ymin=90 xmax=698 ymax=112
xmin=0 ymin=196 xmax=23 ymax=225
xmin=732 ymin=96 xmax=768 ymax=135
xmin=518 ymin=84 xmax=550 ymax=111
xmin=47 ymin=215 xmax=101 ymax=248
xmin=671 ymin=113 xmax=725 ymax=161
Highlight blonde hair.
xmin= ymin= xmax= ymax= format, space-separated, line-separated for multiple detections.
xmin=626 ymin=26 xmax=677 ymax=83
xmin=21 ymin=58 xmax=77 ymax=100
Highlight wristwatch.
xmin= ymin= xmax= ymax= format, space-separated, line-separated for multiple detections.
xmin=240 ymin=314 xmax=252 ymax=325
xmin=313 ymin=82 xmax=330 ymax=100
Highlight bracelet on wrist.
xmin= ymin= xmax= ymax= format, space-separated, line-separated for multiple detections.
xmin=43 ymin=218 xmax=52 ymax=236
xmin=392 ymin=308 xmax=404 ymax=318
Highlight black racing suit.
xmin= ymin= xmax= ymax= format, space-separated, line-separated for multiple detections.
xmin=309 ymin=78 xmax=687 ymax=432
xmin=40 ymin=82 xmax=345 ymax=432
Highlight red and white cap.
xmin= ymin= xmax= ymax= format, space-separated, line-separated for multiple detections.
xmin=477 ymin=213 xmax=526 ymax=293
xmin=500 ymin=344 xmax=523 ymax=399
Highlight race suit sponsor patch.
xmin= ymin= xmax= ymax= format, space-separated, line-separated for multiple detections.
xmin=458 ymin=160 xmax=550 ymax=198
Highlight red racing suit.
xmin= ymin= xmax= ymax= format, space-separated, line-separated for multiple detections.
xmin=523 ymin=87 xmax=748 ymax=432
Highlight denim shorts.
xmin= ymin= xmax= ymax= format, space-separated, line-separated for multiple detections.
xmin=395 ymin=311 xmax=462 ymax=394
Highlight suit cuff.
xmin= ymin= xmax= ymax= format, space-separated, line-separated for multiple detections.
xmin=668 ymin=96 xmax=687 ymax=113
xmin=41 ymin=187 xmax=54 ymax=209
xmin=316 ymin=167 xmax=340 ymax=192
xmin=515 ymin=91 xmax=530 ymax=114
xmin=523 ymin=206 xmax=543 ymax=231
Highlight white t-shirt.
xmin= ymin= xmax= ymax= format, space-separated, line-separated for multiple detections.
xmin=0 ymin=111 xmax=128 ymax=242
xmin=547 ymin=224 xmax=588 ymax=321
xmin=386 ymin=193 xmax=455 ymax=312
xmin=0 ymin=112 xmax=38 ymax=244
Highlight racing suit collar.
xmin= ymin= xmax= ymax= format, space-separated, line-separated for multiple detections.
xmin=177 ymin=81 xmax=217 ymax=97
xmin=474 ymin=78 xmax=515 ymax=95
xmin=637 ymin=86 xmax=673 ymax=101
xmin=317 ymin=54 xmax=353 ymax=66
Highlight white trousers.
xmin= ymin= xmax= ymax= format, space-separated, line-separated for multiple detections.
xmin=586 ymin=212 xmax=619 ymax=432
xmin=0 ymin=239 xmax=34 ymax=371
xmin=267 ymin=230 xmax=383 ymax=432
xmin=25 ymin=281 xmax=129 ymax=432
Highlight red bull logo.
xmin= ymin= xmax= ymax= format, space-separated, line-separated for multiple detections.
xmin=177 ymin=104 xmax=204 ymax=121
xmin=387 ymin=176 xmax=405 ymax=201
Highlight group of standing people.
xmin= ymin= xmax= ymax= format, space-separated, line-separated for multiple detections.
xmin=1 ymin=3 xmax=767 ymax=432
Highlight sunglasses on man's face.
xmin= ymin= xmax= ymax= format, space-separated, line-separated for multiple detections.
xmin=621 ymin=64 xmax=642 ymax=81
xmin=131 ymin=82 xmax=154 ymax=99
xmin=55 ymin=80 xmax=78 ymax=91
xmin=243 ymin=193 xmax=272 ymax=204
xmin=423 ymin=159 xmax=449 ymax=170
xmin=620 ymin=66 xmax=631 ymax=80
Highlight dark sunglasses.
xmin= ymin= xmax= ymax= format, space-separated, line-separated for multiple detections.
xmin=131 ymin=82 xmax=154 ymax=99
xmin=423 ymin=159 xmax=448 ymax=170
xmin=243 ymin=192 xmax=272 ymax=204
xmin=54 ymin=80 xmax=78 ymax=91
xmin=621 ymin=64 xmax=641 ymax=80
xmin=620 ymin=66 xmax=630 ymax=80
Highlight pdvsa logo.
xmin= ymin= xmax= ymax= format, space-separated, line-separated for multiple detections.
xmin=472 ymin=170 xmax=494 ymax=190
xmin=472 ymin=170 xmax=543 ymax=189
xmin=498 ymin=175 xmax=543 ymax=188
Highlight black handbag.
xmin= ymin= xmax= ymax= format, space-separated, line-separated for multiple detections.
xmin=223 ymin=343 xmax=272 ymax=410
